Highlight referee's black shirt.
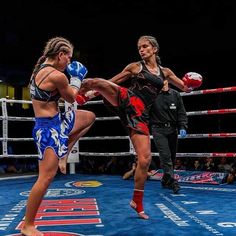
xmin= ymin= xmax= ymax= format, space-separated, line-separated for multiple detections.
xmin=149 ymin=88 xmax=188 ymax=130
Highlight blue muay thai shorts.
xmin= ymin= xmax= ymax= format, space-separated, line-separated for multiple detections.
xmin=32 ymin=110 xmax=75 ymax=160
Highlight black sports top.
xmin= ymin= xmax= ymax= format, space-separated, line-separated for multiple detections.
xmin=30 ymin=64 xmax=61 ymax=102
xmin=129 ymin=61 xmax=166 ymax=106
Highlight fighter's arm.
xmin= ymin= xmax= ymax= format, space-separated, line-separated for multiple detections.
xmin=109 ymin=62 xmax=140 ymax=84
xmin=162 ymin=67 xmax=189 ymax=92
xmin=53 ymin=71 xmax=78 ymax=103
xmin=74 ymin=62 xmax=140 ymax=106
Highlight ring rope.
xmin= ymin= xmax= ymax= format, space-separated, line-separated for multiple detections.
xmin=176 ymin=153 xmax=236 ymax=157
xmin=186 ymin=108 xmax=236 ymax=116
xmin=1 ymin=86 xmax=236 ymax=161
xmin=0 ymin=116 xmax=35 ymax=121
xmin=180 ymin=86 xmax=236 ymax=96
xmin=72 ymin=133 xmax=236 ymax=139
xmin=0 ymin=86 xmax=235 ymax=105
xmin=1 ymin=132 xmax=236 ymax=143
xmin=1 ymin=152 xmax=236 ymax=159
xmin=1 ymin=107 xmax=236 ymax=123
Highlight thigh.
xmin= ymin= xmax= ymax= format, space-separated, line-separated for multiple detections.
xmin=130 ymin=131 xmax=151 ymax=159
xmin=38 ymin=148 xmax=59 ymax=179
xmin=70 ymin=109 xmax=95 ymax=135
xmin=97 ymin=80 xmax=120 ymax=106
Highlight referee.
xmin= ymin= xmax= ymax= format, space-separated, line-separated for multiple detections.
xmin=150 ymin=80 xmax=188 ymax=193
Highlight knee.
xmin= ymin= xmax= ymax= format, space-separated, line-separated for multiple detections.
xmin=38 ymin=173 xmax=55 ymax=188
xmin=77 ymin=110 xmax=96 ymax=122
xmin=88 ymin=111 xmax=96 ymax=122
xmin=138 ymin=154 xmax=151 ymax=170
xmin=86 ymin=111 xmax=96 ymax=125
xmin=44 ymin=175 xmax=54 ymax=186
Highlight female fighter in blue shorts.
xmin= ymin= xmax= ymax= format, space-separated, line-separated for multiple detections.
xmin=21 ymin=37 xmax=95 ymax=236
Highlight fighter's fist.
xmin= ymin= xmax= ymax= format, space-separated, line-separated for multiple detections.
xmin=76 ymin=94 xmax=89 ymax=105
xmin=67 ymin=61 xmax=88 ymax=90
xmin=182 ymin=72 xmax=202 ymax=90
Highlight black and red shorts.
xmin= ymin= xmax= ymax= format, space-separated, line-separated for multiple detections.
xmin=104 ymin=86 xmax=150 ymax=135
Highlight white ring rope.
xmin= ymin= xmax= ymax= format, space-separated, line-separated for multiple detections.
xmin=1 ymin=133 xmax=236 ymax=142
xmin=0 ymin=85 xmax=236 ymax=162
xmin=2 ymin=85 xmax=236 ymax=105
xmin=1 ymin=152 xmax=236 ymax=159
xmin=0 ymin=154 xmax=38 ymax=158
xmin=1 ymin=106 xmax=236 ymax=123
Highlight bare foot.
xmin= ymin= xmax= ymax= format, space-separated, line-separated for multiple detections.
xmin=21 ymin=225 xmax=43 ymax=236
xmin=130 ymin=200 xmax=149 ymax=220
xmin=58 ymin=157 xmax=67 ymax=174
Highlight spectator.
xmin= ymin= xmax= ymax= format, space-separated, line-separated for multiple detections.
xmin=226 ymin=160 xmax=236 ymax=184
xmin=217 ymin=157 xmax=232 ymax=173
xmin=203 ymin=157 xmax=216 ymax=171
xmin=191 ymin=159 xmax=204 ymax=171
xmin=174 ymin=159 xmax=186 ymax=170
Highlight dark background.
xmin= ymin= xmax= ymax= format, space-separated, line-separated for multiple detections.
xmin=1 ymin=0 xmax=236 ymax=87
xmin=1 ymin=0 xmax=236 ymax=157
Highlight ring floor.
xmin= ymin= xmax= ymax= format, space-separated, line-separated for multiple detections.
xmin=0 ymin=173 xmax=236 ymax=236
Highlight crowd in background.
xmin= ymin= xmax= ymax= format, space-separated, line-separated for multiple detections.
xmin=77 ymin=155 xmax=236 ymax=183
xmin=1 ymin=154 xmax=236 ymax=180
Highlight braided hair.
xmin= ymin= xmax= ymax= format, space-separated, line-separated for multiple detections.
xmin=29 ymin=37 xmax=74 ymax=85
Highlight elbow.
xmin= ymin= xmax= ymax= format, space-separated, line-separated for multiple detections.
xmin=69 ymin=97 xmax=76 ymax=104
xmin=63 ymin=92 xmax=77 ymax=104
xmin=64 ymin=98 xmax=75 ymax=104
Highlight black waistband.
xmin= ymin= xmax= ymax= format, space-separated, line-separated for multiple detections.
xmin=152 ymin=122 xmax=176 ymax=128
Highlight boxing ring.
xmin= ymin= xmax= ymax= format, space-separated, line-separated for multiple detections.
xmin=1 ymin=86 xmax=236 ymax=168
xmin=0 ymin=86 xmax=236 ymax=236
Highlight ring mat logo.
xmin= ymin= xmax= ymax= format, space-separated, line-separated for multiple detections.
xmin=20 ymin=188 xmax=85 ymax=197
xmin=73 ymin=181 xmax=103 ymax=187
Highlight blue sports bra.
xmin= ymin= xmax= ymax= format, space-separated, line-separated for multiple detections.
xmin=30 ymin=64 xmax=61 ymax=102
